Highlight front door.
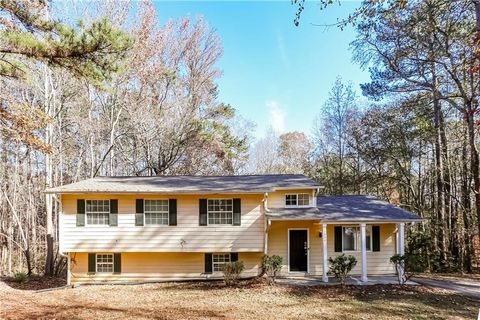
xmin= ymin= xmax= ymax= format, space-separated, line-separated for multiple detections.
xmin=289 ymin=229 xmax=308 ymax=272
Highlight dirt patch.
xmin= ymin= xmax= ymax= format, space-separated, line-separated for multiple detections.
xmin=1 ymin=276 xmax=67 ymax=291
xmin=0 ymin=278 xmax=478 ymax=320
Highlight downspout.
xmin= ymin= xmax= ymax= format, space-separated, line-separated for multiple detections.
xmin=263 ymin=193 xmax=272 ymax=254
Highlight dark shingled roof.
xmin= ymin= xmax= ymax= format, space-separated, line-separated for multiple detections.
xmin=45 ymin=174 xmax=321 ymax=194
xmin=266 ymin=207 xmax=323 ymax=221
xmin=266 ymin=195 xmax=422 ymax=222
xmin=317 ymin=195 xmax=422 ymax=222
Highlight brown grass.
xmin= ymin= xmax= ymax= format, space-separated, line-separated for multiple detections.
xmin=0 ymin=278 xmax=478 ymax=320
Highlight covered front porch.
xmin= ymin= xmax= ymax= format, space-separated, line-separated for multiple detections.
xmin=265 ymin=195 xmax=423 ymax=283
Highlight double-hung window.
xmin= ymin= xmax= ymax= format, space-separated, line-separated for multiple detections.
xmin=96 ymin=254 xmax=114 ymax=273
xmin=342 ymin=226 xmax=372 ymax=251
xmin=212 ymin=253 xmax=231 ymax=272
xmin=144 ymin=199 xmax=169 ymax=225
xmin=285 ymin=193 xmax=310 ymax=206
xmin=86 ymin=200 xmax=110 ymax=225
xmin=207 ymin=199 xmax=233 ymax=225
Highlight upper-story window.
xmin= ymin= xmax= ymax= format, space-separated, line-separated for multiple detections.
xmin=208 ymin=199 xmax=233 ymax=225
xmin=285 ymin=193 xmax=310 ymax=206
xmin=144 ymin=199 xmax=169 ymax=225
xmin=86 ymin=200 xmax=110 ymax=225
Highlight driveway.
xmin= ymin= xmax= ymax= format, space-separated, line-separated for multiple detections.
xmin=412 ymin=277 xmax=480 ymax=300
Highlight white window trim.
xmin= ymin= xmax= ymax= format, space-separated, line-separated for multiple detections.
xmin=341 ymin=225 xmax=373 ymax=253
xmin=207 ymin=198 xmax=234 ymax=226
xmin=212 ymin=253 xmax=231 ymax=273
xmin=284 ymin=193 xmax=311 ymax=208
xmin=143 ymin=199 xmax=169 ymax=226
xmin=85 ymin=199 xmax=110 ymax=226
xmin=96 ymin=253 xmax=114 ymax=273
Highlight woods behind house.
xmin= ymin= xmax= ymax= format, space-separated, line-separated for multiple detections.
xmin=0 ymin=0 xmax=479 ymax=276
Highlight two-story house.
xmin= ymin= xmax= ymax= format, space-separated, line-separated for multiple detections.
xmin=45 ymin=174 xmax=422 ymax=284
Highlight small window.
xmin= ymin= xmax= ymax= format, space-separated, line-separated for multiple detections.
xmin=96 ymin=254 xmax=113 ymax=273
xmin=285 ymin=194 xmax=310 ymax=206
xmin=212 ymin=253 xmax=231 ymax=272
xmin=144 ymin=199 xmax=169 ymax=225
xmin=207 ymin=199 xmax=233 ymax=225
xmin=86 ymin=200 xmax=110 ymax=225
xmin=342 ymin=226 xmax=372 ymax=252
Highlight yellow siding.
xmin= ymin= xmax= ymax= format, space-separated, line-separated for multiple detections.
xmin=61 ymin=194 xmax=264 ymax=253
xmin=267 ymin=189 xmax=316 ymax=208
xmin=267 ymin=222 xmax=397 ymax=276
xmin=327 ymin=224 xmax=397 ymax=275
xmin=70 ymin=252 xmax=263 ymax=284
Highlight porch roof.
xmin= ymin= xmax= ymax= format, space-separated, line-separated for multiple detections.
xmin=266 ymin=195 xmax=422 ymax=222
xmin=266 ymin=207 xmax=323 ymax=221
xmin=316 ymin=195 xmax=422 ymax=222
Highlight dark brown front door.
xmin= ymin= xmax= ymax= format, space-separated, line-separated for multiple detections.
xmin=289 ymin=230 xmax=308 ymax=272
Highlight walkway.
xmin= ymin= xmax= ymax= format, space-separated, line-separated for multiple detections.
xmin=412 ymin=277 xmax=480 ymax=300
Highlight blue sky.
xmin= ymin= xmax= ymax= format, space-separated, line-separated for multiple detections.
xmin=154 ymin=1 xmax=370 ymax=140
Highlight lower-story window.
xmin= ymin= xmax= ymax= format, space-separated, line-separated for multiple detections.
xmin=342 ymin=226 xmax=372 ymax=252
xmin=96 ymin=254 xmax=114 ymax=273
xmin=213 ymin=253 xmax=231 ymax=272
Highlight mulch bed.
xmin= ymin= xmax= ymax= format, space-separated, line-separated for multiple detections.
xmin=2 ymin=275 xmax=67 ymax=291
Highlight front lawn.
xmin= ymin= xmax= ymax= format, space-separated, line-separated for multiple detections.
xmin=0 ymin=278 xmax=478 ymax=319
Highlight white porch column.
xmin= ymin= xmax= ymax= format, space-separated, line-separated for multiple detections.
xmin=398 ymin=223 xmax=406 ymax=283
xmin=360 ymin=223 xmax=368 ymax=282
xmin=399 ymin=223 xmax=405 ymax=255
xmin=322 ymin=223 xmax=328 ymax=282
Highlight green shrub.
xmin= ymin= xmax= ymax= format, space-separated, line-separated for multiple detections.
xmin=328 ymin=254 xmax=357 ymax=286
xmin=390 ymin=253 xmax=427 ymax=284
xmin=261 ymin=254 xmax=283 ymax=285
xmin=222 ymin=261 xmax=245 ymax=286
xmin=13 ymin=272 xmax=28 ymax=283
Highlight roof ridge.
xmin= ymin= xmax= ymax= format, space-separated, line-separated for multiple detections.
xmin=92 ymin=174 xmax=309 ymax=178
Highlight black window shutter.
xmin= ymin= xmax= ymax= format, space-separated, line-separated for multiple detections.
xmin=135 ymin=199 xmax=144 ymax=226
xmin=334 ymin=226 xmax=343 ymax=252
xmin=204 ymin=253 xmax=212 ymax=273
xmin=199 ymin=199 xmax=207 ymax=226
xmin=76 ymin=199 xmax=85 ymax=226
xmin=114 ymin=253 xmax=121 ymax=273
xmin=233 ymin=198 xmax=241 ymax=226
xmin=372 ymin=226 xmax=381 ymax=252
xmin=88 ymin=253 xmax=96 ymax=273
xmin=169 ymin=199 xmax=177 ymax=226
xmin=109 ymin=199 xmax=118 ymax=226
xmin=230 ymin=252 xmax=238 ymax=262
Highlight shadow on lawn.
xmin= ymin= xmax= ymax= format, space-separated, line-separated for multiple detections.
xmin=283 ymin=283 xmax=479 ymax=318
xmin=156 ymin=277 xmax=266 ymax=292
xmin=3 ymin=302 xmax=227 ymax=320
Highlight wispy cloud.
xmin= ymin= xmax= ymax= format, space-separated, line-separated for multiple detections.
xmin=276 ymin=33 xmax=290 ymax=70
xmin=266 ymin=100 xmax=286 ymax=134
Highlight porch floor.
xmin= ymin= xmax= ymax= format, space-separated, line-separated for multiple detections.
xmin=276 ymin=275 xmax=419 ymax=286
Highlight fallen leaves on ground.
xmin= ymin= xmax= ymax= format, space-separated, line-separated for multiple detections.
xmin=0 ymin=278 xmax=478 ymax=320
